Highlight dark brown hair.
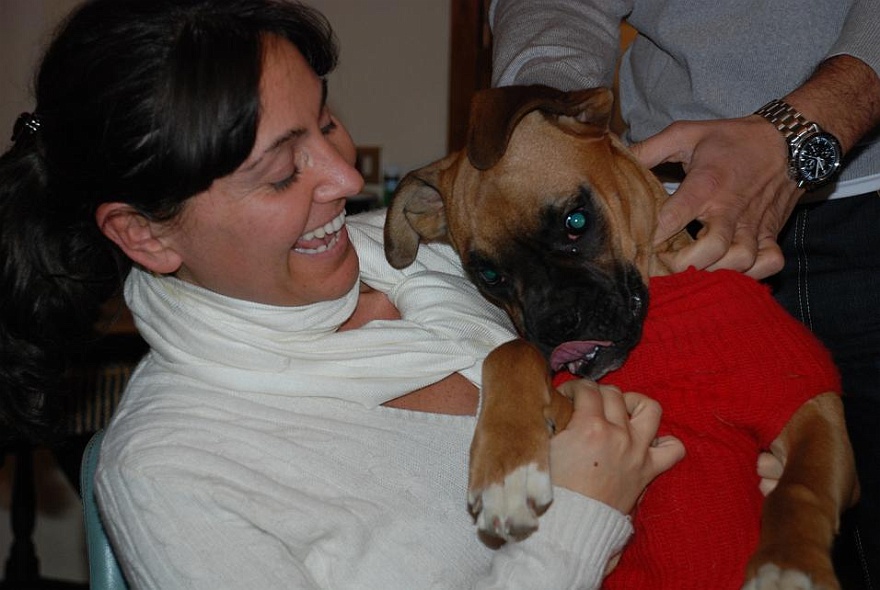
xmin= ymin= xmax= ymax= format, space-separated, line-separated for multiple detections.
xmin=0 ymin=0 xmax=338 ymax=442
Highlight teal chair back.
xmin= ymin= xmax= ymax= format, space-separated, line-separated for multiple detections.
xmin=81 ymin=430 xmax=129 ymax=589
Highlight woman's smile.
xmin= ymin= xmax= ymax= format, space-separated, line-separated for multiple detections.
xmin=294 ymin=209 xmax=347 ymax=254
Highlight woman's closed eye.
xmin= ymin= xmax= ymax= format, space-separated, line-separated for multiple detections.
xmin=270 ymin=116 xmax=339 ymax=191
xmin=271 ymin=167 xmax=300 ymax=192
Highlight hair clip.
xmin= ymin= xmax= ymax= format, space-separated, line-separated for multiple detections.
xmin=11 ymin=112 xmax=42 ymax=142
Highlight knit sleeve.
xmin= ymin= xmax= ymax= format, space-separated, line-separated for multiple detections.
xmin=475 ymin=487 xmax=633 ymax=590
xmin=96 ymin=443 xmax=325 ymax=589
xmin=97 ymin=435 xmax=631 ymax=590
xmin=489 ymin=0 xmax=632 ymax=89
xmin=828 ymin=0 xmax=880 ymax=77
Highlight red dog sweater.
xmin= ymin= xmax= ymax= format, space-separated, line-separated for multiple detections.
xmin=554 ymin=268 xmax=840 ymax=589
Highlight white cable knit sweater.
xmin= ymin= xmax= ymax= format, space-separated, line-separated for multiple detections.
xmin=96 ymin=210 xmax=633 ymax=589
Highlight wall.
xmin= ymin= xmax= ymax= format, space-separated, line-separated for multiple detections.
xmin=0 ymin=0 xmax=451 ymax=191
xmin=312 ymin=0 xmax=451 ymax=189
xmin=0 ymin=1 xmax=450 ymax=583
xmin=0 ymin=0 xmax=83 ymax=134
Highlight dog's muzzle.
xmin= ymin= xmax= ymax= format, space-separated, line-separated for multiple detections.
xmin=525 ymin=268 xmax=648 ymax=379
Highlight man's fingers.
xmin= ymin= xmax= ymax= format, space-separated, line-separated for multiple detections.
xmin=665 ymin=218 xmax=783 ymax=277
xmin=705 ymin=225 xmax=760 ymax=274
xmin=631 ymin=125 xmax=700 ymax=243
xmin=660 ymin=216 xmax=737 ymax=272
xmin=744 ymin=238 xmax=784 ymax=279
xmin=653 ymin=166 xmax=733 ymax=246
xmin=654 ymin=190 xmax=697 ymax=245
xmin=629 ymin=123 xmax=691 ymax=170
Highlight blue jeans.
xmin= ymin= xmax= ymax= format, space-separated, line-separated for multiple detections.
xmin=768 ymin=191 xmax=880 ymax=589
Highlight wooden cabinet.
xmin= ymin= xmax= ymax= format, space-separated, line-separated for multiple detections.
xmin=447 ymin=0 xmax=492 ymax=153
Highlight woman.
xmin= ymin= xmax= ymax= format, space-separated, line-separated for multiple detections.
xmin=0 ymin=0 xmax=684 ymax=587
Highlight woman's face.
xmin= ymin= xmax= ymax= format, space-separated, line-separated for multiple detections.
xmin=164 ymin=36 xmax=364 ymax=307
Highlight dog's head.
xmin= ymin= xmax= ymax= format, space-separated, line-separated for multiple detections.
xmin=384 ymin=85 xmax=689 ymax=378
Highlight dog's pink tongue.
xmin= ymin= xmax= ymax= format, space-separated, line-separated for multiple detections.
xmin=550 ymin=340 xmax=612 ymax=373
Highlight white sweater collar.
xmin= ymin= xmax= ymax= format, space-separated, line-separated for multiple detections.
xmin=124 ymin=267 xmax=482 ymax=406
xmin=122 ymin=211 xmax=517 ymax=406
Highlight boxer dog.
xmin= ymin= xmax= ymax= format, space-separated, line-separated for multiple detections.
xmin=384 ymin=85 xmax=858 ymax=589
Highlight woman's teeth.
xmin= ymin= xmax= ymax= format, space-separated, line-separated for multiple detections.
xmin=294 ymin=211 xmax=346 ymax=254
xmin=301 ymin=211 xmax=346 ymax=240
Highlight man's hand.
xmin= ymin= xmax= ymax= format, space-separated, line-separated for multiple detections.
xmin=630 ymin=55 xmax=880 ymax=281
xmin=631 ymin=116 xmax=803 ymax=280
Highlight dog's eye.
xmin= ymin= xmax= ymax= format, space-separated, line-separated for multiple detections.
xmin=478 ymin=268 xmax=503 ymax=286
xmin=565 ymin=210 xmax=588 ymax=235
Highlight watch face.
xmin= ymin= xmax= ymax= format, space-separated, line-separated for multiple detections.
xmin=793 ymin=132 xmax=842 ymax=186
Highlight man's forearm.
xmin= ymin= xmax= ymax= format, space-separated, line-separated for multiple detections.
xmin=785 ymin=55 xmax=880 ymax=154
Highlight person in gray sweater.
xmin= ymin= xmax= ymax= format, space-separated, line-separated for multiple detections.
xmin=490 ymin=0 xmax=880 ymax=586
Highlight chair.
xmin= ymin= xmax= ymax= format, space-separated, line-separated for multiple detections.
xmin=80 ymin=430 xmax=128 ymax=590
xmin=0 ymin=441 xmax=89 ymax=589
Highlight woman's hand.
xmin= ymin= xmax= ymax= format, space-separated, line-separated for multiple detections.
xmin=550 ymin=379 xmax=685 ymax=514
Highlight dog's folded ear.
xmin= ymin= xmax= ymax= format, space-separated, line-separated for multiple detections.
xmin=384 ymin=158 xmax=453 ymax=269
xmin=467 ymin=85 xmax=614 ymax=170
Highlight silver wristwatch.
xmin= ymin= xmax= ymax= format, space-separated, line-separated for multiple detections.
xmin=754 ymin=99 xmax=842 ymax=190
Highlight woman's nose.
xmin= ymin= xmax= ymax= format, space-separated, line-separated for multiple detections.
xmin=313 ymin=142 xmax=364 ymax=202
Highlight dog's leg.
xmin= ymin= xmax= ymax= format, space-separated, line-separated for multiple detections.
xmin=468 ymin=339 xmax=572 ymax=544
xmin=743 ymin=393 xmax=859 ymax=590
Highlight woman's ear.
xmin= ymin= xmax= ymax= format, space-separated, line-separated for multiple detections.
xmin=96 ymin=203 xmax=183 ymax=274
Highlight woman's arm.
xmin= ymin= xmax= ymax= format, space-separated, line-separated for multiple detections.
xmin=477 ymin=488 xmax=633 ymax=589
xmin=97 ymin=448 xmax=325 ymax=589
xmin=348 ymin=211 xmax=518 ymax=387
xmin=478 ymin=380 xmax=685 ymax=589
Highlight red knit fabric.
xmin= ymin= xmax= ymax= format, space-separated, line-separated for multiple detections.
xmin=553 ymin=268 xmax=840 ymax=589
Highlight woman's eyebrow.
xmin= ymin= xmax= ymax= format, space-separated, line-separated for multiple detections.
xmin=244 ymin=79 xmax=330 ymax=173
xmin=244 ymin=128 xmax=305 ymax=172
xmin=267 ymin=128 xmax=306 ymax=155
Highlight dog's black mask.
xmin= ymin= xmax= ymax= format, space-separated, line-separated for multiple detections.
xmin=464 ymin=187 xmax=648 ymax=380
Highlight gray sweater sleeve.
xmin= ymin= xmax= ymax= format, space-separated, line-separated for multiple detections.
xmin=489 ymin=0 xmax=632 ymax=90
xmin=491 ymin=0 xmax=880 ymax=90
xmin=829 ymin=0 xmax=880 ymax=77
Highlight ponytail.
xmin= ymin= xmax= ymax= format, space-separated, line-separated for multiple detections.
xmin=0 ymin=121 xmax=126 ymax=443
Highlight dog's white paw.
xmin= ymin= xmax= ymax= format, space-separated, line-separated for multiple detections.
xmin=742 ymin=563 xmax=830 ymax=590
xmin=468 ymin=462 xmax=553 ymax=542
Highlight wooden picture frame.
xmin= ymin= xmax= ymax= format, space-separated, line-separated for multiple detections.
xmin=355 ymin=146 xmax=381 ymax=184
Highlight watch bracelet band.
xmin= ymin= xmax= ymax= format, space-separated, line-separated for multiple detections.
xmin=754 ymin=99 xmax=818 ymax=143
xmin=754 ymin=98 xmax=844 ymax=189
